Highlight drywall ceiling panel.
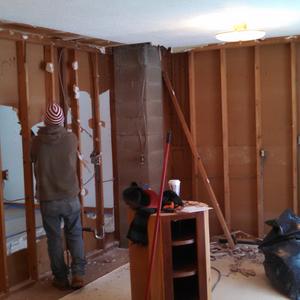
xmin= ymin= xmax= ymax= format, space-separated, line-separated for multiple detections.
xmin=27 ymin=43 xmax=46 ymax=127
xmin=1 ymin=1 xmax=300 ymax=47
xmin=0 ymin=40 xmax=18 ymax=108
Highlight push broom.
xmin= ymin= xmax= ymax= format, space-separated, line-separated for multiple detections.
xmin=145 ymin=131 xmax=172 ymax=300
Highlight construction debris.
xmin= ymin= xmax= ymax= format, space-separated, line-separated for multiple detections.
xmin=210 ymin=239 xmax=263 ymax=278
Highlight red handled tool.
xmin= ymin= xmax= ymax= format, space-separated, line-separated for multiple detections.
xmin=145 ymin=131 xmax=172 ymax=300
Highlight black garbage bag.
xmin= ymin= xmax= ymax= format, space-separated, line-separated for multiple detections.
xmin=259 ymin=209 xmax=300 ymax=300
xmin=123 ymin=182 xmax=150 ymax=209
xmin=123 ymin=182 xmax=156 ymax=245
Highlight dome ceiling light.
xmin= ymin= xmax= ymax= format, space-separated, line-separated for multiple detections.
xmin=215 ymin=23 xmax=266 ymax=42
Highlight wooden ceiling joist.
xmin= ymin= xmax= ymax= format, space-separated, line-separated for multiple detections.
xmin=0 ymin=20 xmax=122 ymax=51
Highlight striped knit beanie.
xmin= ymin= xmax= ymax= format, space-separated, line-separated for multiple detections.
xmin=44 ymin=104 xmax=65 ymax=126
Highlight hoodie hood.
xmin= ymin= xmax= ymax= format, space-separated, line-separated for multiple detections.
xmin=37 ymin=125 xmax=68 ymax=144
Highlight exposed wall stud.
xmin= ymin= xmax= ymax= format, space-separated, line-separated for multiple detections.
xmin=254 ymin=46 xmax=264 ymax=237
xmin=57 ymin=48 xmax=68 ymax=125
xmin=290 ymin=42 xmax=298 ymax=214
xmin=44 ymin=45 xmax=55 ymax=105
xmin=109 ymin=54 xmax=120 ymax=241
xmin=220 ymin=49 xmax=231 ymax=228
xmin=188 ymin=51 xmax=199 ymax=201
xmin=16 ymin=40 xmax=38 ymax=280
xmin=89 ymin=52 xmax=105 ymax=249
xmin=68 ymin=49 xmax=84 ymax=220
xmin=163 ymin=70 xmax=235 ymax=248
xmin=0 ymin=150 xmax=8 ymax=292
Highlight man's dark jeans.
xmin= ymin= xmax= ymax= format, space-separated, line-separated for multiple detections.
xmin=40 ymin=197 xmax=86 ymax=280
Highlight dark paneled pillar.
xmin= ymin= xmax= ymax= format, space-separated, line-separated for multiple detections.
xmin=113 ymin=44 xmax=164 ymax=246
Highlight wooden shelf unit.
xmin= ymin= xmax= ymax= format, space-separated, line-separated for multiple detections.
xmin=129 ymin=207 xmax=211 ymax=300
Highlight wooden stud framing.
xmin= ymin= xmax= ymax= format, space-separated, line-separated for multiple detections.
xmin=254 ymin=46 xmax=264 ymax=237
xmin=16 ymin=40 xmax=38 ymax=280
xmin=44 ymin=45 xmax=55 ymax=105
xmin=290 ymin=42 xmax=298 ymax=214
xmin=0 ymin=30 xmax=112 ymax=53
xmin=57 ymin=48 xmax=68 ymax=126
xmin=109 ymin=54 xmax=120 ymax=241
xmin=220 ymin=49 xmax=231 ymax=229
xmin=0 ymin=152 xmax=9 ymax=292
xmin=68 ymin=49 xmax=84 ymax=219
xmin=89 ymin=52 xmax=105 ymax=248
xmin=188 ymin=52 xmax=199 ymax=201
xmin=163 ymin=71 xmax=235 ymax=248
xmin=192 ymin=35 xmax=300 ymax=53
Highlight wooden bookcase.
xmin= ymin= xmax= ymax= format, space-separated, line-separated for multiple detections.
xmin=129 ymin=207 xmax=211 ymax=300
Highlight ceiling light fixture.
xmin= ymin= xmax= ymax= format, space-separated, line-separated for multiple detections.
xmin=216 ymin=23 xmax=265 ymax=42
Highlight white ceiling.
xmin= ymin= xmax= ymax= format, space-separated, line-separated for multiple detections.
xmin=0 ymin=0 xmax=300 ymax=48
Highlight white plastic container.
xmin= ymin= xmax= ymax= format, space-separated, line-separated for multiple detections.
xmin=168 ymin=179 xmax=181 ymax=196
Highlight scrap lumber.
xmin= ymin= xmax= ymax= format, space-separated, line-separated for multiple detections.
xmin=162 ymin=70 xmax=235 ymax=248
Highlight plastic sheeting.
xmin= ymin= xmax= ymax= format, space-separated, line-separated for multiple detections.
xmin=259 ymin=209 xmax=300 ymax=300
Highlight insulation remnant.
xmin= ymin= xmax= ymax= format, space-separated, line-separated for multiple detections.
xmin=72 ymin=61 xmax=79 ymax=70
xmin=45 ymin=62 xmax=54 ymax=73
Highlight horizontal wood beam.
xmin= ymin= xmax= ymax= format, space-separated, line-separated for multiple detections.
xmin=191 ymin=36 xmax=300 ymax=53
xmin=0 ymin=30 xmax=110 ymax=53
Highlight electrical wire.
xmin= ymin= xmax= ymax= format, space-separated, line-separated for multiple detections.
xmin=83 ymin=174 xmax=95 ymax=186
xmin=211 ymin=266 xmax=222 ymax=291
xmin=83 ymin=176 xmax=115 ymax=186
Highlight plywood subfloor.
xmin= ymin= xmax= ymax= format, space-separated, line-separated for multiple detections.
xmin=61 ymin=252 xmax=288 ymax=300
xmin=3 ymin=247 xmax=129 ymax=300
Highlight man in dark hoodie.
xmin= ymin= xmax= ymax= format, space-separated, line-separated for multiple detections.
xmin=31 ymin=103 xmax=86 ymax=289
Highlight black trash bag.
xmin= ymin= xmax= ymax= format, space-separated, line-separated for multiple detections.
xmin=259 ymin=209 xmax=300 ymax=300
xmin=122 ymin=182 xmax=156 ymax=245
xmin=162 ymin=190 xmax=183 ymax=209
xmin=123 ymin=182 xmax=150 ymax=209
xmin=126 ymin=207 xmax=156 ymax=245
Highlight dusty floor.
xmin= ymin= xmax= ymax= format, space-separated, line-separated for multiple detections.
xmin=61 ymin=245 xmax=289 ymax=300
xmin=1 ymin=247 xmax=129 ymax=300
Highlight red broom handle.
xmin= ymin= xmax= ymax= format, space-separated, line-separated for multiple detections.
xmin=145 ymin=131 xmax=172 ymax=300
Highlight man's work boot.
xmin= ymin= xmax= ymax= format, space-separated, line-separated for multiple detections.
xmin=71 ymin=275 xmax=84 ymax=289
xmin=52 ymin=278 xmax=70 ymax=290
